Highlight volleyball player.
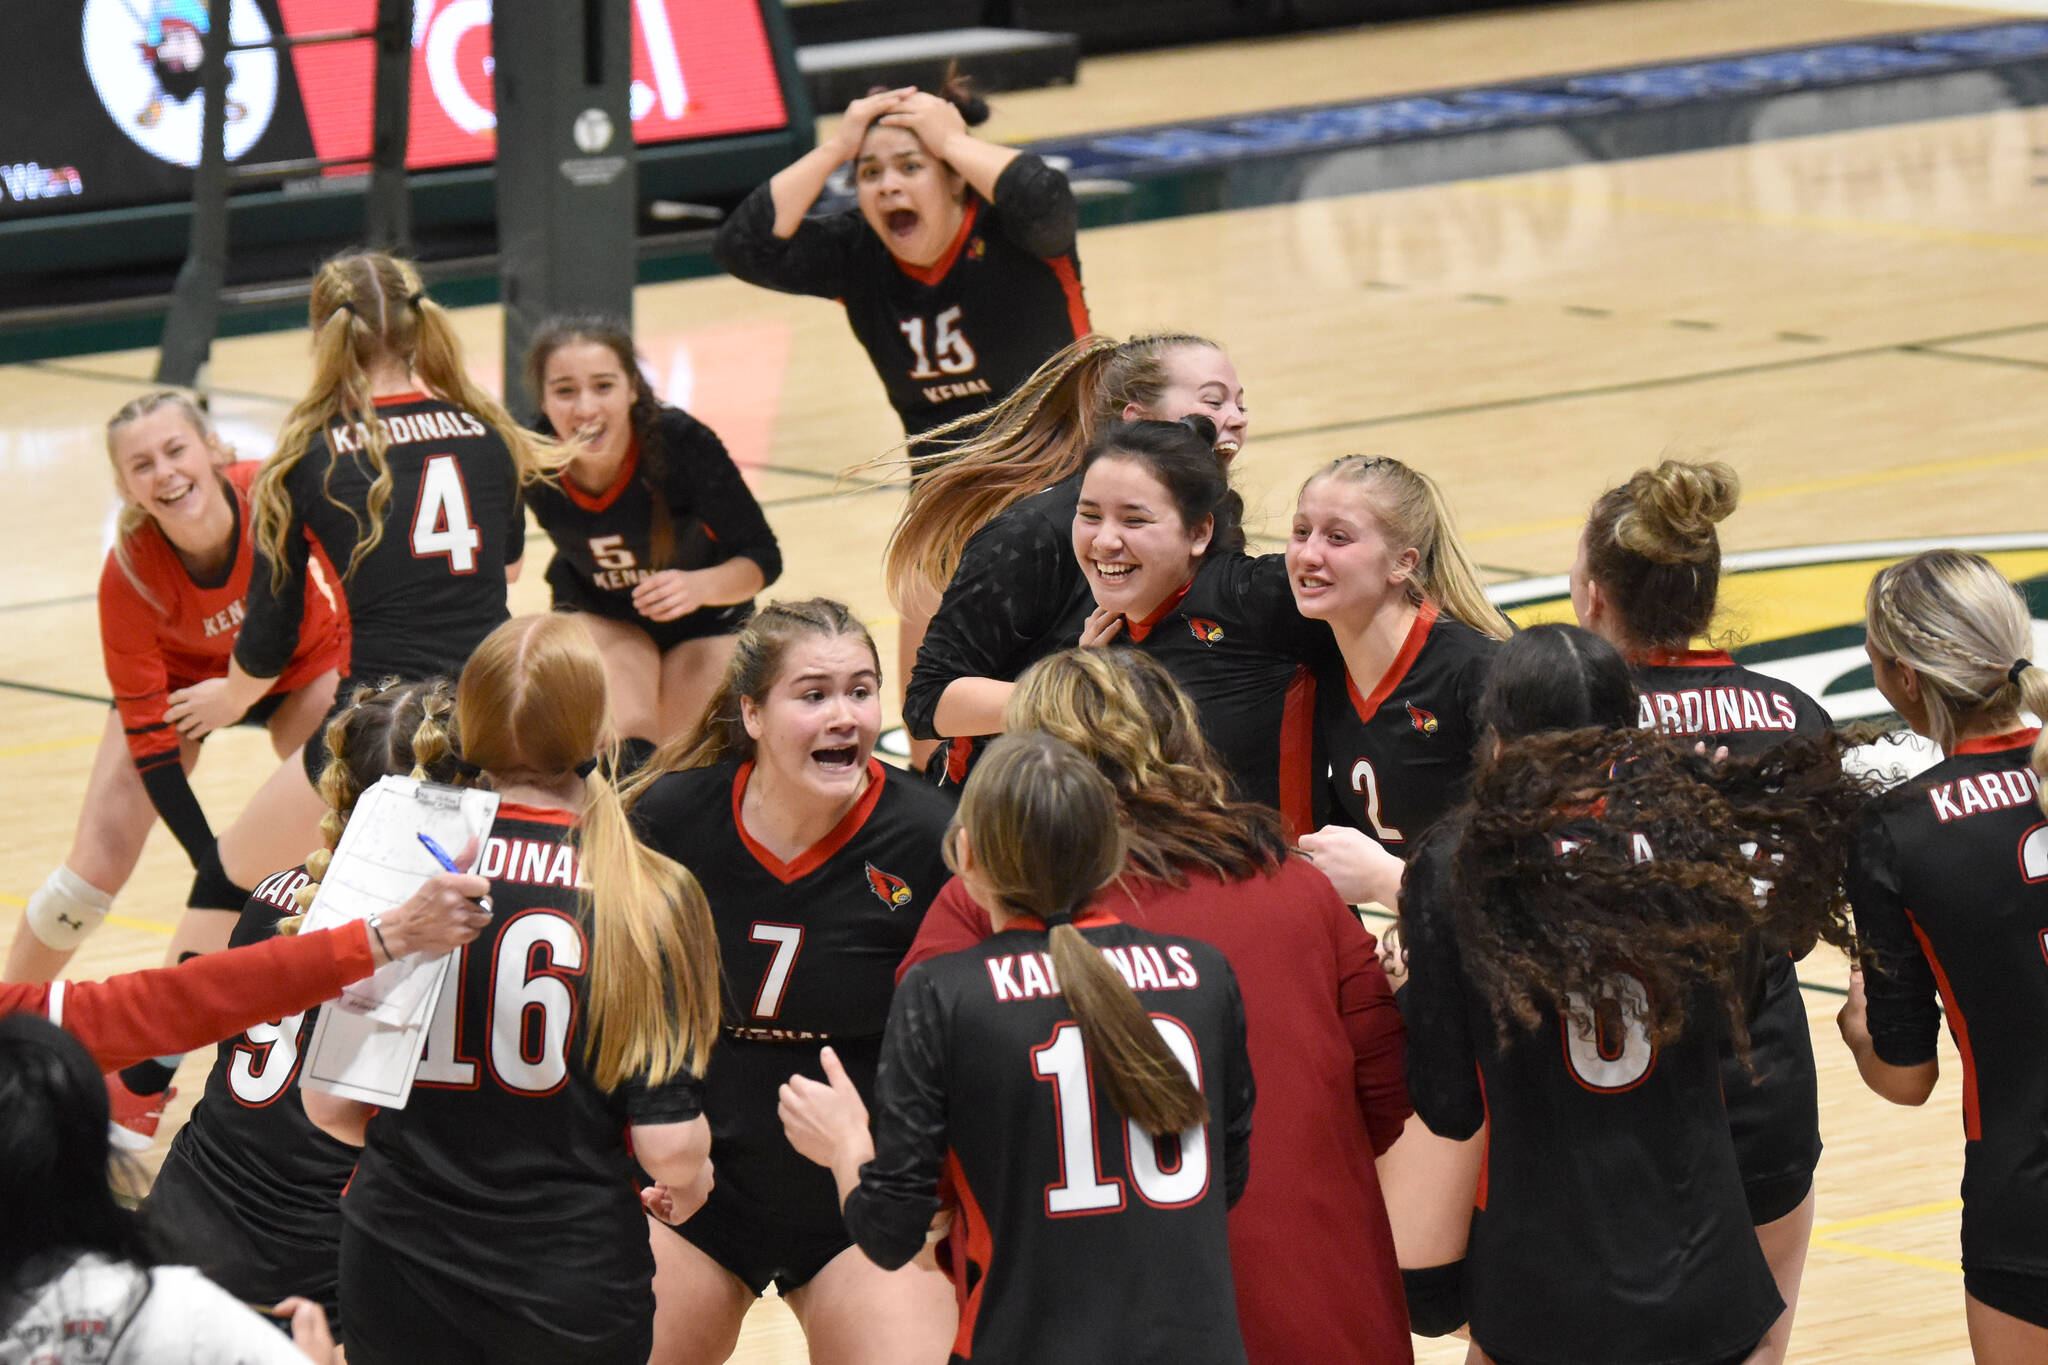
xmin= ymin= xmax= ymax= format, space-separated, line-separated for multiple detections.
xmin=627 ymin=600 xmax=957 ymax=1363
xmin=302 ymin=615 xmax=720 ymax=1365
xmin=900 ymin=649 xmax=1412 ymax=1363
xmin=145 ymin=680 xmax=464 ymax=1327
xmin=1403 ymin=623 xmax=1865 ymax=1365
xmin=1573 ymin=459 xmax=1832 ymax=1359
xmin=5 ymin=393 xmax=344 ymax=993
xmin=524 ymin=317 xmax=782 ymax=763
xmin=1844 ymin=550 xmax=2048 ymax=1363
xmin=109 ymin=249 xmax=560 ymax=1132
xmin=780 ymin=732 xmax=1256 ymax=1364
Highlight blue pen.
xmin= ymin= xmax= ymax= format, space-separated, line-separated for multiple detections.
xmin=418 ymin=832 xmax=493 ymax=915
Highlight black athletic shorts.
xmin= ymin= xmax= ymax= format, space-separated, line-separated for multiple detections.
xmin=146 ymin=1146 xmax=341 ymax=1327
xmin=546 ymin=557 xmax=754 ymax=653
xmin=1967 ymin=1264 xmax=2048 ymax=1330
xmin=665 ymin=1183 xmax=853 ymax=1296
xmin=1724 ymin=954 xmax=1822 ymax=1225
xmin=339 ymin=1233 xmax=650 ymax=1365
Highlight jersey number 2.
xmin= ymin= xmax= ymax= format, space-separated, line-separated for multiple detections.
xmin=1349 ymin=758 xmax=1405 ymax=843
xmin=1032 ymin=1017 xmax=1209 ymax=1215
xmin=417 ymin=911 xmax=585 ymax=1094
xmin=411 ymin=454 xmax=482 ymax=573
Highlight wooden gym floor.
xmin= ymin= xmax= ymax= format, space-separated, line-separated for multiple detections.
xmin=3 ymin=0 xmax=2042 ymax=1358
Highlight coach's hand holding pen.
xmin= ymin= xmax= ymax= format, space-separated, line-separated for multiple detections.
xmin=354 ymin=834 xmax=494 ymax=966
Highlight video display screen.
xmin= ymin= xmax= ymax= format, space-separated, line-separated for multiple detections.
xmin=1 ymin=0 xmax=790 ymax=220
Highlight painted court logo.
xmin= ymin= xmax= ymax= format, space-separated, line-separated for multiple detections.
xmin=865 ymin=863 xmax=912 ymax=909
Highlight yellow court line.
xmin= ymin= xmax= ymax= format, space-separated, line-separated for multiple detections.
xmin=1815 ymin=1198 xmax=1965 ymax=1237
xmin=1810 ymin=1235 xmax=1963 ymax=1276
xmin=1472 ymin=444 xmax=2048 ymax=543
xmin=0 ymin=733 xmax=102 ymax=760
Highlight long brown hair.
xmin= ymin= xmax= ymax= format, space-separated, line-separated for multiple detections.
xmin=1298 ymin=455 xmax=1511 ymax=640
xmin=876 ymin=332 xmax=1222 ymax=608
xmin=1582 ymin=460 xmax=1741 ymax=650
xmin=1866 ymin=549 xmax=2048 ymax=805
xmin=950 ymin=733 xmax=1209 ymax=1136
xmin=104 ymin=390 xmax=235 ymax=616
xmin=522 ymin=315 xmax=677 ymax=570
xmin=629 ymin=598 xmax=880 ymax=784
xmin=252 ymin=250 xmax=566 ymax=590
xmin=458 ymin=615 xmax=720 ymax=1087
xmin=1007 ymin=649 xmax=1287 ymax=884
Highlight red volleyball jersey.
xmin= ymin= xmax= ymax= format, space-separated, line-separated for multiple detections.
xmin=99 ymin=461 xmax=348 ymax=764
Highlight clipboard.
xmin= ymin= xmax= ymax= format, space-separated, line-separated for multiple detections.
xmin=298 ymin=775 xmax=500 ymax=1108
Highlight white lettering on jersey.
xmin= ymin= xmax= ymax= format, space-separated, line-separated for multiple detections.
xmin=987 ymin=946 xmax=1201 ymax=1002
xmin=1639 ymin=685 xmax=1799 ymax=737
xmin=1926 ymin=767 xmax=2041 ymax=823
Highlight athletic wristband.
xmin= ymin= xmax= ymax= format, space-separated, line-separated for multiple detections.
xmin=366 ymin=910 xmax=394 ymax=961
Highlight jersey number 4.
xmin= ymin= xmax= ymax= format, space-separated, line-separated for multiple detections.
xmin=1032 ymin=1017 xmax=1209 ymax=1216
xmin=900 ymin=305 xmax=977 ymax=380
xmin=1561 ymin=972 xmax=1656 ymax=1092
xmin=418 ymin=911 xmax=585 ymax=1094
xmin=411 ymin=454 xmax=482 ymax=573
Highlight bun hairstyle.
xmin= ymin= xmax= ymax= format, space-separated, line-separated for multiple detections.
xmin=522 ymin=316 xmax=678 ymax=571
xmin=948 ymin=732 xmax=1208 ymax=1137
xmin=1582 ymin=459 xmax=1741 ymax=650
xmin=1300 ymin=455 xmax=1512 ymax=640
xmin=632 ymin=598 xmax=881 ymax=783
xmin=457 ymin=614 xmax=720 ymax=1088
xmin=1006 ymin=647 xmax=1288 ymax=883
xmin=105 ymin=389 xmax=234 ymax=616
xmin=1478 ymin=624 xmax=1638 ymax=740
xmin=252 ymin=249 xmax=569 ymax=592
xmin=1079 ymin=415 xmax=1244 ymax=554
xmin=1866 ymin=549 xmax=2048 ymax=806
xmin=875 ymin=333 xmax=1225 ymax=609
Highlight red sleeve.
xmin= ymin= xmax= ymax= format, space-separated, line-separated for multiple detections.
xmin=29 ymin=922 xmax=378 ymax=1073
xmin=896 ymin=876 xmax=994 ymax=984
xmin=1324 ymin=882 xmax=1410 ymax=1155
xmin=99 ymin=549 xmax=179 ymax=765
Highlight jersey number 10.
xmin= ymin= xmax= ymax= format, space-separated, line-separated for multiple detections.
xmin=1032 ymin=1017 xmax=1210 ymax=1216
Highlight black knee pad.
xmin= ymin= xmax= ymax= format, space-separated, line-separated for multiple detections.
xmin=1402 ymin=1260 xmax=1468 ymax=1337
xmin=187 ymin=859 xmax=253 ymax=912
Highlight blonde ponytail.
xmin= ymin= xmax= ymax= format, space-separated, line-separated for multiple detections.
xmin=1865 ymin=549 xmax=2042 ymax=764
xmin=950 ymin=732 xmax=1209 ymax=1137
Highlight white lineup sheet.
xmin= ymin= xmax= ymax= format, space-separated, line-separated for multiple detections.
xmin=299 ymin=776 xmax=500 ymax=1108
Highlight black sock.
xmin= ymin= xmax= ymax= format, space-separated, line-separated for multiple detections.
xmin=187 ymin=859 xmax=253 ymax=912
xmin=119 ymin=1058 xmax=178 ymax=1096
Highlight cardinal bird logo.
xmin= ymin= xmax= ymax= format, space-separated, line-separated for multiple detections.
xmin=1188 ymin=617 xmax=1225 ymax=644
xmin=866 ymin=863 xmax=913 ymax=909
xmin=967 ymin=237 xmax=987 ymax=260
xmin=1405 ymin=701 xmax=1439 ymax=734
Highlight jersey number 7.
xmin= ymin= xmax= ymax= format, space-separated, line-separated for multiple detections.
xmin=1032 ymin=1016 xmax=1209 ymax=1216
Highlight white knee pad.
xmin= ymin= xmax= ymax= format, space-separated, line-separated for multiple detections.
xmin=26 ymin=865 xmax=113 ymax=951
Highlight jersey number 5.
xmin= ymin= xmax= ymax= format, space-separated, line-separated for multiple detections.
xmin=418 ymin=911 xmax=586 ymax=1094
xmin=1561 ymin=973 xmax=1656 ymax=1092
xmin=411 ymin=453 xmax=482 ymax=573
xmin=1032 ymin=1017 xmax=1209 ymax=1216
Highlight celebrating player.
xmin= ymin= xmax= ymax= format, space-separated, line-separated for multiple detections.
xmin=781 ymin=730 xmax=1256 ymax=1364
xmin=1404 ymin=623 xmax=1864 ymax=1365
xmin=899 ymin=649 xmax=1412 ymax=1363
xmin=144 ymin=680 xmax=465 ymax=1328
xmin=1573 ymin=458 xmax=1833 ymax=1359
xmin=5 ymin=392 xmax=344 ymax=991
xmin=303 ymin=614 xmax=719 ymax=1365
xmin=901 ymin=334 xmax=1246 ymax=776
xmin=627 ymin=599 xmax=957 ymax=1364
xmin=524 ymin=317 xmax=783 ymax=764
xmin=1842 ymin=550 xmax=2048 ymax=1364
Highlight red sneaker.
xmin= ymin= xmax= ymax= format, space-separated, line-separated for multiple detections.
xmin=107 ymin=1075 xmax=174 ymax=1152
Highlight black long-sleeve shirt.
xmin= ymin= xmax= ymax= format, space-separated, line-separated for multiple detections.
xmin=714 ymin=154 xmax=1088 ymax=437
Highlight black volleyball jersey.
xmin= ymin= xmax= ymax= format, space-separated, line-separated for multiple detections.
xmin=714 ymin=155 xmax=1088 ymax=436
xmin=1401 ymin=834 xmax=1782 ymax=1364
xmin=1310 ymin=602 xmax=1499 ymax=855
xmin=847 ymin=917 xmax=1254 ymax=1365
xmin=237 ymin=393 xmax=523 ymax=683
xmin=155 ymin=866 xmax=356 ymax=1240
xmin=341 ymin=806 xmax=705 ymax=1337
xmin=1849 ymin=729 xmax=2048 ymax=1277
xmin=1632 ymin=648 xmax=1832 ymax=756
xmin=1050 ymin=552 xmax=1324 ymax=820
xmin=525 ymin=405 xmax=782 ymax=620
xmin=630 ymin=759 xmax=954 ymax=1221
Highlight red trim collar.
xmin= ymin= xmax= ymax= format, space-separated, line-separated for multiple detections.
xmin=732 ymin=758 xmax=888 ymax=883
xmin=564 ymin=437 xmax=639 ymax=513
xmin=1121 ymin=577 xmax=1195 ymax=644
xmin=1347 ymin=600 xmax=1439 ymax=724
xmin=372 ymin=391 xmax=430 ymax=407
xmin=1639 ymin=647 xmax=1736 ymax=669
xmin=1952 ymin=727 xmax=2041 ymax=756
xmin=495 ymin=801 xmax=580 ymax=827
xmin=893 ymin=198 xmax=981 ymax=286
